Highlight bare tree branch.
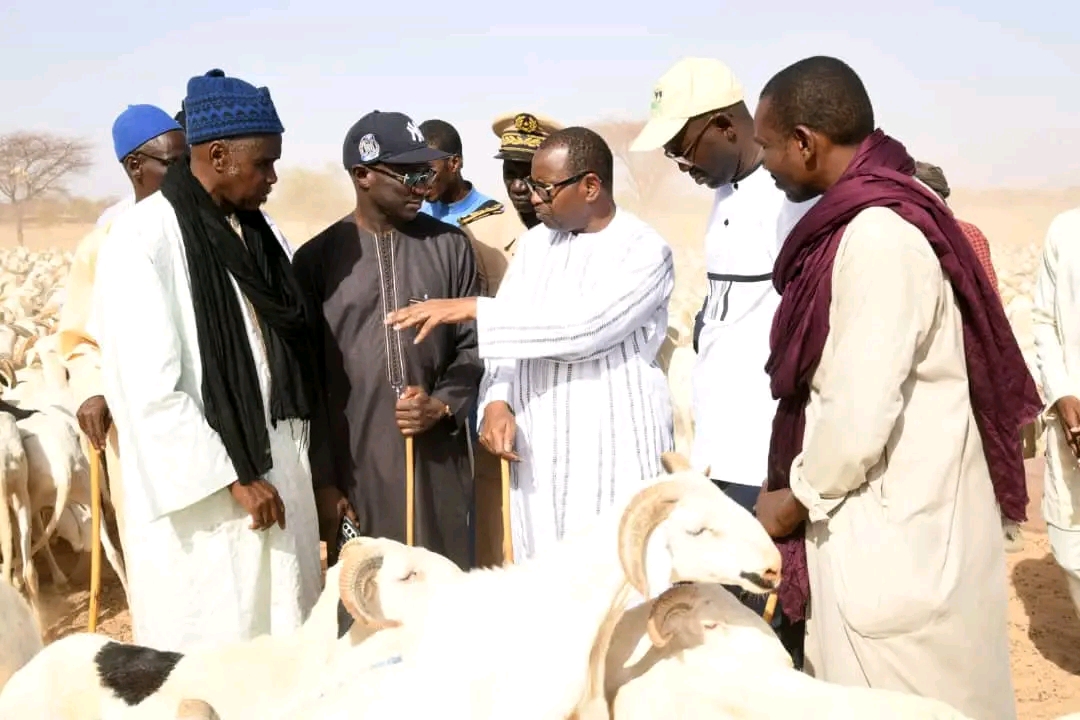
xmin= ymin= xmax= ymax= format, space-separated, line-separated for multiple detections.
xmin=0 ymin=131 xmax=94 ymax=245
xmin=0 ymin=131 xmax=94 ymax=205
xmin=589 ymin=119 xmax=681 ymax=214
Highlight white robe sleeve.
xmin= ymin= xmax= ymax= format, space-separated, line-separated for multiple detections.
xmin=475 ymin=235 xmax=673 ymax=362
xmin=1033 ymin=215 xmax=1079 ymax=408
xmin=94 ymin=229 xmax=238 ymax=521
xmin=789 ymin=208 xmax=940 ymax=522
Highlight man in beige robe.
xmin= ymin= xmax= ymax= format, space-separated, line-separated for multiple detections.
xmin=57 ymin=104 xmax=186 ymax=546
xmin=752 ymin=56 xmax=1039 ymax=720
xmin=1033 ymin=206 xmax=1080 ymax=618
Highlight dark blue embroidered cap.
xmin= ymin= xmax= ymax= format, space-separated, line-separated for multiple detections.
xmin=183 ymin=69 xmax=284 ymax=146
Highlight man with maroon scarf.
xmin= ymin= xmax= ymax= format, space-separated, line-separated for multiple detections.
xmin=751 ymin=56 xmax=1039 ymax=719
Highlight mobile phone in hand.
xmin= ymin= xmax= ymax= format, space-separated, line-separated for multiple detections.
xmin=336 ymin=514 xmax=361 ymax=554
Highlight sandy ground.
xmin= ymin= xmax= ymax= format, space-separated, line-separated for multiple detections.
xmin=27 ymin=459 xmax=1079 ymax=719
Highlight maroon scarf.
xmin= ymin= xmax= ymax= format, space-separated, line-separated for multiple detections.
xmin=766 ymin=129 xmax=1042 ymax=622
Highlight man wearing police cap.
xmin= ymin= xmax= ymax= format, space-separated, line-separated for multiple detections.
xmin=469 ymin=110 xmax=560 ymax=568
xmin=460 ymin=111 xmax=562 ymax=297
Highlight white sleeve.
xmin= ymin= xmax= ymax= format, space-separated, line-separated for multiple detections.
xmin=476 ymin=233 xmax=674 ymax=362
xmin=1033 ymin=215 xmax=1079 ymax=407
xmin=94 ymin=228 xmax=238 ymax=521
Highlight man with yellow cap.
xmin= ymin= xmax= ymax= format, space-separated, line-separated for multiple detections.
xmin=467 ymin=111 xmax=560 ymax=567
xmin=631 ymin=58 xmax=814 ymax=667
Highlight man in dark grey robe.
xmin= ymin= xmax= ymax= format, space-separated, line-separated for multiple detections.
xmin=293 ymin=111 xmax=482 ymax=569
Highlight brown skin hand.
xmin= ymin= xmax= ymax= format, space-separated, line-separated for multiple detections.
xmin=189 ymin=134 xmax=282 ymax=212
xmin=752 ymin=97 xmax=857 ymax=204
xmin=395 ymin=385 xmax=450 ymax=436
xmin=663 ymin=104 xmax=763 ymax=190
xmin=529 ymin=145 xmax=615 ymax=234
xmin=755 ymin=485 xmax=808 ymax=539
xmin=386 ymin=297 xmax=477 ymax=344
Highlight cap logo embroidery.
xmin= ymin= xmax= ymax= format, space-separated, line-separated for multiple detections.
xmin=514 ymin=113 xmax=539 ymax=133
xmin=406 ymin=121 xmax=424 ymax=143
xmin=357 ymin=133 xmax=380 ymax=163
xmin=650 ymin=87 xmax=663 ymax=112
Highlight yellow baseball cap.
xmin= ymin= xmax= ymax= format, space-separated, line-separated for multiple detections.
xmin=630 ymin=58 xmax=745 ymax=152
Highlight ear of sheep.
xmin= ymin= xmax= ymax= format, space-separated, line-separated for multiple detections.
xmin=617 ymin=479 xmax=689 ymax=598
xmin=337 ymin=538 xmax=403 ymax=630
xmin=645 ymin=583 xmax=702 ymax=648
xmin=660 ymin=452 xmax=691 ymax=474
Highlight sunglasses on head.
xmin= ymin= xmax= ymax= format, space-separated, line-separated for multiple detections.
xmin=370 ymin=165 xmax=435 ymax=189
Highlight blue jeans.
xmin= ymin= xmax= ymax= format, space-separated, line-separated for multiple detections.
xmin=711 ymin=479 xmax=805 ymax=670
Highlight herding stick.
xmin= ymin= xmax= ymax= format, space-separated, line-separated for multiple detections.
xmin=405 ymin=436 xmax=415 ymax=546
xmin=763 ymin=592 xmax=778 ymax=625
xmin=87 ymin=447 xmax=103 ymax=633
xmin=500 ymin=458 xmax=513 ymax=564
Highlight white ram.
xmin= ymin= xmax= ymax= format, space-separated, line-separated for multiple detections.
xmin=608 ymin=582 xmax=974 ymax=719
xmin=284 ymin=467 xmax=782 ymax=720
xmin=0 ymin=574 xmax=42 ymax=695
xmin=0 ymin=537 xmax=460 ymax=720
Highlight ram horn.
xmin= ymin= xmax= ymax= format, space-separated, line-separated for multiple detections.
xmin=337 ymin=539 xmax=403 ymax=630
xmin=175 ymin=698 xmax=220 ymax=720
xmin=617 ymin=479 xmax=689 ymax=598
xmin=645 ymin=583 xmax=702 ymax=648
xmin=0 ymin=357 xmax=15 ymax=390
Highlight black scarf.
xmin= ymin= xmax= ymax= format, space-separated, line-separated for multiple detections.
xmin=159 ymin=156 xmax=319 ymax=486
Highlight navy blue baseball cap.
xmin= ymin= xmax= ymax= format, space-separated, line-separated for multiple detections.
xmin=343 ymin=111 xmax=449 ymax=168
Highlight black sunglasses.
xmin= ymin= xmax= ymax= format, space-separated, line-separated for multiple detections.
xmin=370 ymin=165 xmax=436 ymax=189
xmin=524 ymin=171 xmax=592 ymax=203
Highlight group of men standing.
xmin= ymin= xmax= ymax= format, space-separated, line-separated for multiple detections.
xmin=49 ymin=50 xmax=1074 ymax=720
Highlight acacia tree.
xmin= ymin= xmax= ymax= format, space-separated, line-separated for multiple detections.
xmin=0 ymin=131 xmax=93 ymax=246
xmin=589 ymin=119 xmax=680 ymax=215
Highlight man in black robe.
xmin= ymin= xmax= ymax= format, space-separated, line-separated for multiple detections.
xmin=293 ymin=111 xmax=482 ymax=569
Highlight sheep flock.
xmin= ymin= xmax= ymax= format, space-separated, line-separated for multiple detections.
xmin=0 ymin=241 xmax=1066 ymax=720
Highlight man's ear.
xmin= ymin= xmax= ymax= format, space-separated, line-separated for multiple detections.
xmin=583 ymin=172 xmax=604 ymax=202
xmin=448 ymin=155 xmax=462 ymax=174
xmin=793 ymin=125 xmax=815 ymax=163
xmin=208 ymin=140 xmax=229 ymax=173
xmin=352 ymin=165 xmax=374 ymax=190
xmin=122 ymin=155 xmax=142 ymax=183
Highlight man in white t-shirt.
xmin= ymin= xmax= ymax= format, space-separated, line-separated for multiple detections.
xmin=632 ymin=57 xmax=813 ymax=667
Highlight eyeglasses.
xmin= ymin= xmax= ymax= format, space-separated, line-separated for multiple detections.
xmin=136 ymin=151 xmax=182 ymax=167
xmin=524 ymin=171 xmax=591 ymax=203
xmin=664 ymin=114 xmax=717 ymax=167
xmin=370 ymin=165 xmax=436 ymax=189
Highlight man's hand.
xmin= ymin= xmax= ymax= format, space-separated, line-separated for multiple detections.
xmin=315 ymin=485 xmax=359 ymax=545
xmin=229 ymin=479 xmax=286 ymax=531
xmin=480 ymin=401 xmax=519 ymax=461
xmin=396 ymin=386 xmax=449 ymax=436
xmin=1054 ymin=395 xmax=1080 ymax=458
xmin=77 ymin=395 xmax=112 ymax=451
xmin=754 ymin=486 xmax=807 ymax=539
xmin=385 ymin=298 xmax=478 ymax=344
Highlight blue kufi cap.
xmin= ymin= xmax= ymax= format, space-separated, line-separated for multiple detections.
xmin=111 ymin=105 xmax=183 ymax=162
xmin=183 ymin=69 xmax=284 ymax=145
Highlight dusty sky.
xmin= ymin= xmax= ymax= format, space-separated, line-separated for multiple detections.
xmin=2 ymin=0 xmax=1076 ymax=201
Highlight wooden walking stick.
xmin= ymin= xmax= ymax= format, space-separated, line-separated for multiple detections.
xmin=405 ymin=435 xmax=415 ymax=547
xmin=87 ymin=446 xmax=103 ymax=633
xmin=762 ymin=592 xmax=778 ymax=625
xmin=500 ymin=458 xmax=513 ymax=564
